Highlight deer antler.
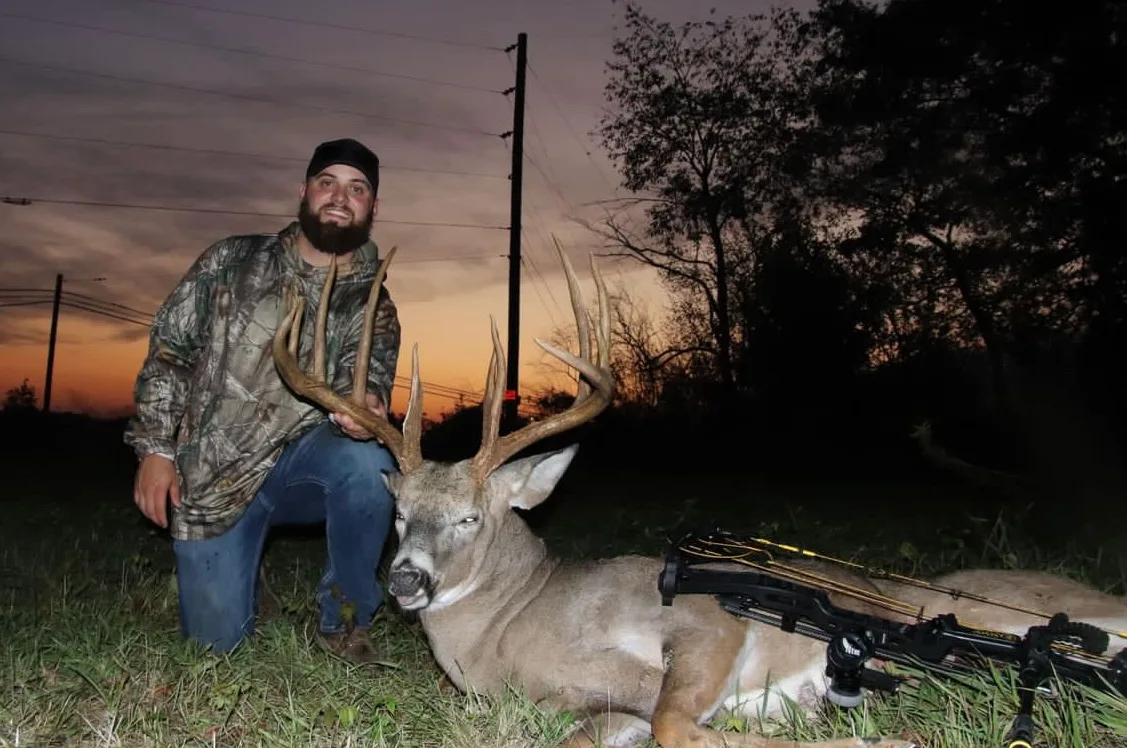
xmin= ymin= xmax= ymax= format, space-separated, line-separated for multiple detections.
xmin=272 ymin=246 xmax=425 ymax=474
xmin=469 ymin=238 xmax=614 ymax=483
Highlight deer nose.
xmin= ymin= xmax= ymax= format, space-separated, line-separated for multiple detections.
xmin=388 ymin=563 xmax=428 ymax=597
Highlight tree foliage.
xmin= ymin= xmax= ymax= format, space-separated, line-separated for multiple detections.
xmin=591 ymin=0 xmax=1127 ymax=465
xmin=807 ymin=0 xmax=1127 ymax=414
xmin=3 ymin=379 xmax=37 ymax=412
xmin=593 ymin=3 xmax=815 ymax=396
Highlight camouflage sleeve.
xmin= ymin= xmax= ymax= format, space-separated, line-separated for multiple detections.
xmin=123 ymin=241 xmax=222 ymax=460
xmin=335 ymin=282 xmax=400 ymax=410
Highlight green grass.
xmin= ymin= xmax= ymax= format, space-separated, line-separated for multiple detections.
xmin=2 ymin=456 xmax=1126 ymax=747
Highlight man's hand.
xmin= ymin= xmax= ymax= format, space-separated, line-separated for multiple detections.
xmin=331 ymin=392 xmax=387 ymax=441
xmin=134 ymin=453 xmax=180 ymax=528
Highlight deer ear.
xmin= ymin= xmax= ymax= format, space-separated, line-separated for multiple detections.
xmin=381 ymin=471 xmax=403 ymax=496
xmin=490 ymin=445 xmax=578 ymax=511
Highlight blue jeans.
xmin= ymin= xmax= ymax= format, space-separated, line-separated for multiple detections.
xmin=172 ymin=421 xmax=396 ymax=653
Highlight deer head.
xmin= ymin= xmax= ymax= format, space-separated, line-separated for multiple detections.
xmin=272 ymin=241 xmax=614 ymax=613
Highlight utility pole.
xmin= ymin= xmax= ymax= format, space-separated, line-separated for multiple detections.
xmin=500 ymin=32 xmax=528 ymax=429
xmin=43 ymin=272 xmax=63 ymax=413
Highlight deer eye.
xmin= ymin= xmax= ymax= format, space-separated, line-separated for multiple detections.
xmin=459 ymin=514 xmax=479 ymax=525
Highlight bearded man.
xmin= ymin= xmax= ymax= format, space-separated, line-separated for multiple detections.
xmin=125 ymin=138 xmax=400 ymax=664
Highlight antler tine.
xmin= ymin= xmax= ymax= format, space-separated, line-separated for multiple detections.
xmin=273 ymin=247 xmax=420 ymax=472
xmin=470 ymin=316 xmax=507 ymax=479
xmin=313 ymin=257 xmax=336 ymax=381
xmin=552 ymin=236 xmax=592 ymax=401
xmin=535 ymin=250 xmax=613 ymax=403
xmin=352 ymin=246 xmax=397 ymax=406
xmin=398 ymin=343 xmax=425 ymax=473
xmin=468 ymin=242 xmax=615 ymax=482
xmin=285 ymin=285 xmax=306 ymax=360
xmin=591 ymin=251 xmax=611 ymax=372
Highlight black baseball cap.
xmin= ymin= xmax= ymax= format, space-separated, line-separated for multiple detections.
xmin=305 ymin=138 xmax=380 ymax=195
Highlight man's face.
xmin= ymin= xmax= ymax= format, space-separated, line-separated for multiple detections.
xmin=297 ymin=164 xmax=379 ymax=256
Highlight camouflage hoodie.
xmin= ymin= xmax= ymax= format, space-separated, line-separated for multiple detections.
xmin=124 ymin=221 xmax=400 ymax=541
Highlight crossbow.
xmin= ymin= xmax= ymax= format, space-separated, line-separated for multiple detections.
xmin=658 ymin=526 xmax=1127 ymax=748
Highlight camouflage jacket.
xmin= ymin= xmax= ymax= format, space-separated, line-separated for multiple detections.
xmin=123 ymin=221 xmax=401 ymax=541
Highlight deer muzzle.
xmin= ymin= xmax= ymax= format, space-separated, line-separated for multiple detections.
xmin=388 ymin=560 xmax=433 ymax=609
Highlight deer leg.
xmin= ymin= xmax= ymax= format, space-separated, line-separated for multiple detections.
xmin=558 ymin=712 xmax=653 ymax=748
xmin=648 ymin=623 xmax=748 ymax=748
xmin=649 ymin=630 xmax=916 ymax=748
xmin=533 ymin=689 xmax=652 ymax=748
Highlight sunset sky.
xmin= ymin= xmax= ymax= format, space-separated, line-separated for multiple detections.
xmin=0 ymin=0 xmax=800 ymax=419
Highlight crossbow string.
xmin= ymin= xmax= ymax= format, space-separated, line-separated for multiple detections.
xmin=677 ymin=531 xmax=1127 ymax=644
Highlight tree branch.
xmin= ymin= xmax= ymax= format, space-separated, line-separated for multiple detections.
xmin=589 ymin=217 xmax=721 ymax=315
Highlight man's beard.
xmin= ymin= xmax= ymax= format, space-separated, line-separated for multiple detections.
xmin=297 ymin=198 xmax=373 ymax=256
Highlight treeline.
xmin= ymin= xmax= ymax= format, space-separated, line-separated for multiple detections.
xmin=466 ymin=0 xmax=1126 ymax=489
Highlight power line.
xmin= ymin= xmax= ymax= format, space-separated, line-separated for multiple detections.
xmin=524 ymin=58 xmax=646 ymax=236
xmin=0 ymin=129 xmax=508 ymax=180
xmin=0 ymin=253 xmax=509 ymax=290
xmin=2 ymin=196 xmax=509 ymax=230
xmin=2 ymin=290 xmax=539 ymax=415
xmin=0 ymin=57 xmax=502 ymax=139
xmin=0 ymin=254 xmax=508 ymax=296
xmin=395 ymin=376 xmax=477 ymax=400
xmin=0 ymin=300 xmax=51 ymax=309
xmin=59 ymin=299 xmax=151 ymax=327
xmin=524 ymin=149 xmax=577 ymax=217
xmin=0 ymin=289 xmax=155 ymax=318
xmin=129 ymin=0 xmax=507 ymax=53
xmin=9 ymin=297 xmax=489 ymax=394
xmin=500 ymin=52 xmax=595 ymax=333
xmin=519 ymin=242 xmax=564 ymax=332
xmin=1 ymin=289 xmax=503 ymax=399
xmin=510 ymin=61 xmax=577 ymax=218
xmin=0 ymin=290 xmax=153 ymax=324
xmin=22 ymin=306 xmax=525 ymax=410
xmin=0 ymin=13 xmax=504 ymax=94
xmin=60 ymin=303 xmax=495 ymax=403
xmin=495 ymin=129 xmax=569 ymax=330
xmin=388 ymin=254 xmax=509 ymax=265
xmin=64 ymin=290 xmax=155 ymax=320
xmin=527 ymin=60 xmax=623 ymax=197
xmin=4 ymin=292 xmax=153 ymax=327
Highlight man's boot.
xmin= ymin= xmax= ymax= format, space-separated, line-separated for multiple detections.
xmin=316 ymin=625 xmax=385 ymax=666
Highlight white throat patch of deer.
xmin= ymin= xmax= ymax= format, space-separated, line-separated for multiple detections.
xmin=271 ymin=243 xmax=1127 ymax=747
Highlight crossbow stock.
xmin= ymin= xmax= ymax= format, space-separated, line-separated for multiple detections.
xmin=658 ymin=527 xmax=1127 ymax=748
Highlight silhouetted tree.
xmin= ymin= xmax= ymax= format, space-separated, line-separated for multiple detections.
xmin=592 ymin=3 xmax=816 ymax=399
xmin=537 ymin=279 xmax=702 ymax=412
xmin=604 ymin=288 xmax=684 ymax=410
xmin=808 ymin=0 xmax=1127 ymax=421
xmin=735 ymin=222 xmax=878 ymax=408
xmin=581 ymin=0 xmax=1126 ymax=471
xmin=3 ymin=379 xmax=37 ymax=411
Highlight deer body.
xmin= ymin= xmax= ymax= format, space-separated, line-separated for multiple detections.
xmin=423 ymin=553 xmax=670 ymax=715
xmin=271 ymin=243 xmax=1125 ymax=748
xmin=874 ymin=569 xmax=1127 ymax=656
xmin=383 ymin=448 xmax=912 ymax=748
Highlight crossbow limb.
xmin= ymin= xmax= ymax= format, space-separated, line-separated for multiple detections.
xmin=658 ymin=526 xmax=1127 ymax=748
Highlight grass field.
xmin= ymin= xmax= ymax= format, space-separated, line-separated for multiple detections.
xmin=2 ymin=427 xmax=1127 ymax=747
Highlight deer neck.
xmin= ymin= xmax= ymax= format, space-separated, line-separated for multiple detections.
xmin=418 ymin=515 xmax=559 ymax=689
xmin=430 ymin=513 xmax=557 ymax=618
xmin=420 ymin=517 xmax=555 ymax=645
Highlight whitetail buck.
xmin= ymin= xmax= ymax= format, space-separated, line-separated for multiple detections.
xmin=273 ymin=244 xmax=1127 ymax=748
